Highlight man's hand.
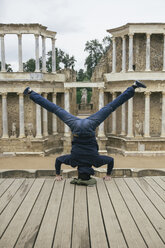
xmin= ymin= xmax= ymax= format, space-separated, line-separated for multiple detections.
xmin=103 ymin=175 xmax=112 ymax=181
xmin=55 ymin=175 xmax=63 ymax=181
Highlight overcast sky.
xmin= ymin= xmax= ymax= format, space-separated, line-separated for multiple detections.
xmin=0 ymin=0 xmax=165 ymax=71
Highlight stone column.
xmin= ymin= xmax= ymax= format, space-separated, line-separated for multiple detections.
xmin=121 ymin=103 xmax=126 ymax=135
xmin=43 ymin=93 xmax=48 ymax=136
xmin=35 ymin=34 xmax=40 ymax=72
xmin=42 ymin=36 xmax=46 ymax=73
xmin=63 ymin=88 xmax=71 ymax=153
xmin=0 ymin=34 xmax=6 ymax=72
xmin=128 ymin=34 xmax=134 ymax=72
xmin=122 ymin=36 xmax=126 ymax=72
xmin=111 ymin=92 xmax=117 ymax=134
xmin=146 ymin=33 xmax=151 ymax=71
xmin=163 ymin=34 xmax=165 ymax=71
xmin=161 ymin=91 xmax=165 ymax=137
xmin=35 ymin=101 xmax=42 ymax=138
xmin=112 ymin=37 xmax=116 ymax=73
xmin=144 ymin=91 xmax=151 ymax=138
xmin=2 ymin=93 xmax=8 ymax=138
xmin=18 ymin=93 xmax=25 ymax=138
xmin=17 ymin=34 xmax=23 ymax=72
xmin=52 ymin=92 xmax=58 ymax=135
xmin=98 ymin=87 xmax=105 ymax=137
xmin=52 ymin=38 xmax=56 ymax=73
xmin=64 ymin=88 xmax=70 ymax=136
xmin=127 ymin=98 xmax=133 ymax=137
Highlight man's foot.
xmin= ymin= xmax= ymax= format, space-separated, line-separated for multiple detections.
xmin=134 ymin=80 xmax=147 ymax=88
xmin=23 ymin=87 xmax=32 ymax=95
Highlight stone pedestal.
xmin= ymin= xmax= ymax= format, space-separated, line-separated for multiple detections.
xmin=62 ymin=135 xmax=71 ymax=154
xmin=97 ymin=136 xmax=108 ymax=155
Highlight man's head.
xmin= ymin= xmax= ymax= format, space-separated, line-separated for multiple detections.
xmin=78 ymin=166 xmax=94 ymax=180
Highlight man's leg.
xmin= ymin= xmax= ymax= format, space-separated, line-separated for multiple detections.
xmin=25 ymin=89 xmax=80 ymax=130
xmin=87 ymin=86 xmax=135 ymax=129
xmin=87 ymin=81 xmax=146 ymax=129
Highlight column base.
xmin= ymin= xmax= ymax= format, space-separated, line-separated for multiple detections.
xmin=62 ymin=135 xmax=71 ymax=154
xmin=19 ymin=134 xmax=26 ymax=138
xmin=35 ymin=135 xmax=43 ymax=139
xmin=126 ymin=134 xmax=134 ymax=138
xmin=120 ymin=131 xmax=126 ymax=136
xmin=144 ymin=135 xmax=150 ymax=138
xmin=97 ymin=136 xmax=108 ymax=155
xmin=1 ymin=135 xmax=9 ymax=139
xmin=43 ymin=133 xmax=49 ymax=137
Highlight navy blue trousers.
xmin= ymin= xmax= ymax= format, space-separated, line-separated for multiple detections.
xmin=30 ymin=87 xmax=135 ymax=175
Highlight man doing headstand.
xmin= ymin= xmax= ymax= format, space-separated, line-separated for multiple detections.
xmin=24 ymin=81 xmax=146 ymax=181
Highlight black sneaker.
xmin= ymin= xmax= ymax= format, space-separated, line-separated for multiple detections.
xmin=134 ymin=80 xmax=147 ymax=88
xmin=23 ymin=87 xmax=32 ymax=95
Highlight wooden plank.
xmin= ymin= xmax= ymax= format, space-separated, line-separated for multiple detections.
xmin=115 ymin=178 xmax=164 ymax=248
xmin=144 ymin=177 xmax=165 ymax=202
xmin=15 ymin=179 xmax=54 ymax=248
xmin=135 ymin=178 xmax=165 ymax=218
xmin=72 ymin=185 xmax=90 ymax=248
xmin=153 ymin=177 xmax=165 ymax=190
xmin=105 ymin=179 xmax=146 ymax=248
xmin=34 ymin=180 xmax=65 ymax=248
xmin=125 ymin=178 xmax=165 ymax=243
xmin=0 ymin=179 xmax=25 ymax=214
xmin=52 ymin=179 xmax=75 ymax=248
xmin=0 ymin=179 xmax=15 ymax=197
xmin=97 ymin=179 xmax=127 ymax=248
xmin=87 ymin=183 xmax=108 ymax=248
xmin=0 ymin=179 xmax=6 ymax=185
xmin=0 ymin=179 xmax=34 ymax=238
xmin=160 ymin=176 xmax=165 ymax=182
xmin=0 ymin=179 xmax=45 ymax=248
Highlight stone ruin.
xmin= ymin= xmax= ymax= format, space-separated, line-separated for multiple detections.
xmin=0 ymin=23 xmax=165 ymax=156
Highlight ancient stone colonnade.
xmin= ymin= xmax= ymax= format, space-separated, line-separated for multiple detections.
xmin=0 ymin=23 xmax=56 ymax=73
xmin=91 ymin=23 xmax=165 ymax=155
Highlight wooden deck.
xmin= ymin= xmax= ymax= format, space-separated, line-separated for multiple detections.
xmin=0 ymin=177 xmax=165 ymax=248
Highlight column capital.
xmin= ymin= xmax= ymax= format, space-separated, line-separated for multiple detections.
xmin=0 ymin=34 xmax=5 ymax=38
xmin=146 ymin=33 xmax=151 ymax=38
xmin=111 ymin=36 xmax=116 ymax=42
xmin=43 ymin=92 xmax=48 ymax=98
xmin=144 ymin=91 xmax=151 ymax=96
xmin=34 ymin=34 xmax=39 ymax=38
xmin=53 ymin=92 xmax=57 ymax=96
xmin=121 ymin=35 xmax=126 ymax=39
xmin=17 ymin=33 xmax=22 ymax=38
xmin=17 ymin=92 xmax=24 ymax=97
xmin=98 ymin=86 xmax=104 ymax=92
xmin=64 ymin=87 xmax=70 ymax=92
xmin=1 ymin=92 xmax=8 ymax=98
xmin=162 ymin=91 xmax=165 ymax=96
xmin=128 ymin=33 xmax=134 ymax=38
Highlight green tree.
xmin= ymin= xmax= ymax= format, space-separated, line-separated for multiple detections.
xmin=23 ymin=59 xmax=36 ymax=72
xmin=76 ymin=69 xmax=89 ymax=82
xmin=46 ymin=48 xmax=76 ymax=72
xmin=0 ymin=62 xmax=13 ymax=72
xmin=84 ymin=36 xmax=111 ymax=79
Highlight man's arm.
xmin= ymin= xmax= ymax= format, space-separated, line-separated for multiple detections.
xmin=103 ymin=164 xmax=113 ymax=181
xmin=55 ymin=161 xmax=63 ymax=181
